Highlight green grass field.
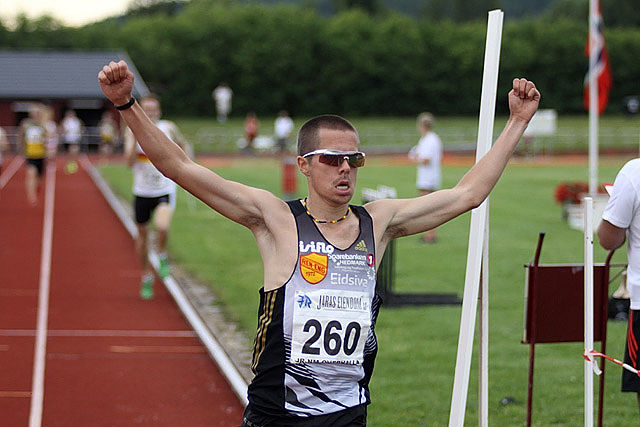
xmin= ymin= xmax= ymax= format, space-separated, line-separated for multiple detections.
xmin=173 ymin=114 xmax=640 ymax=155
xmin=100 ymin=150 xmax=639 ymax=425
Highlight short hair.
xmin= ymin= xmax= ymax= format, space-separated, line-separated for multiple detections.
xmin=140 ymin=93 xmax=160 ymax=104
xmin=297 ymin=114 xmax=358 ymax=156
xmin=29 ymin=103 xmax=45 ymax=120
xmin=140 ymin=94 xmax=162 ymax=117
xmin=417 ymin=112 xmax=434 ymax=129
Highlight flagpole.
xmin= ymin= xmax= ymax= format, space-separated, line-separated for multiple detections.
xmin=588 ymin=0 xmax=598 ymax=195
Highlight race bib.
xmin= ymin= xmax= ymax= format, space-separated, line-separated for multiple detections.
xmin=291 ymin=289 xmax=371 ymax=365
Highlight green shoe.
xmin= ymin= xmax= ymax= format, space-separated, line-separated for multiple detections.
xmin=140 ymin=276 xmax=154 ymax=300
xmin=159 ymin=256 xmax=170 ymax=279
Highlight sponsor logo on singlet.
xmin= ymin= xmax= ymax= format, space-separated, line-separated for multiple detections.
xmin=328 ymin=253 xmax=368 ymax=266
xmin=299 ymin=241 xmax=335 ymax=255
xmin=367 ymin=254 xmax=375 ymax=267
xmin=329 ymin=272 xmax=369 ymax=287
xmin=354 ymin=240 xmax=368 ymax=252
xmin=300 ymin=253 xmax=328 ymax=284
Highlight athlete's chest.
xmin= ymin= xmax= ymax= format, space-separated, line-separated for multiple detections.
xmin=289 ymin=239 xmax=376 ymax=366
xmin=313 ymin=220 xmax=360 ymax=250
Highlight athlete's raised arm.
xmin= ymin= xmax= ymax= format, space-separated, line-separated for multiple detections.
xmin=368 ymin=78 xmax=540 ymax=247
xmin=98 ymin=60 xmax=286 ymax=229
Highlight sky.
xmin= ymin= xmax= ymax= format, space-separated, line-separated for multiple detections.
xmin=0 ymin=0 xmax=131 ymax=27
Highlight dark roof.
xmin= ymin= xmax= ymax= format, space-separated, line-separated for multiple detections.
xmin=0 ymin=50 xmax=150 ymax=99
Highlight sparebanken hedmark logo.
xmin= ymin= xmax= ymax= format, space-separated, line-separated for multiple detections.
xmin=354 ymin=240 xmax=367 ymax=252
xmin=300 ymin=253 xmax=328 ymax=284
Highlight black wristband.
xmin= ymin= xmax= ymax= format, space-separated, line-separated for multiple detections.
xmin=115 ymin=97 xmax=136 ymax=111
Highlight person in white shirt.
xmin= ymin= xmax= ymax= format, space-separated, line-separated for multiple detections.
xmin=274 ymin=110 xmax=294 ymax=154
xmin=598 ymin=158 xmax=640 ymax=414
xmin=409 ymin=112 xmax=442 ymax=243
xmin=212 ymin=82 xmax=233 ymax=123
xmin=60 ymin=109 xmax=84 ymax=174
xmin=124 ymin=94 xmax=190 ymax=299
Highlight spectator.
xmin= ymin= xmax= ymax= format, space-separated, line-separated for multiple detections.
xmin=243 ymin=111 xmax=259 ymax=154
xmin=212 ymin=82 xmax=233 ymax=123
xmin=409 ymin=112 xmax=443 ymax=243
xmin=274 ymin=110 xmax=294 ymax=154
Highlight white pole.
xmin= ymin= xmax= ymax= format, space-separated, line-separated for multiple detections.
xmin=588 ymin=0 xmax=599 ymax=195
xmin=584 ymin=197 xmax=594 ymax=427
xmin=479 ymin=211 xmax=490 ymax=427
xmin=449 ymin=9 xmax=503 ymax=427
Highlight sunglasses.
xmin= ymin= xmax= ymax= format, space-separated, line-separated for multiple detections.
xmin=302 ymin=149 xmax=366 ymax=168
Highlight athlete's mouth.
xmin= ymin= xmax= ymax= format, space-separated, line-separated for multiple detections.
xmin=335 ymin=180 xmax=350 ymax=191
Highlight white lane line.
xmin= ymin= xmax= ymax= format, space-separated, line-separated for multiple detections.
xmin=0 ymin=329 xmax=197 ymax=338
xmin=0 ymin=157 xmax=24 ymax=189
xmin=28 ymin=161 xmax=56 ymax=427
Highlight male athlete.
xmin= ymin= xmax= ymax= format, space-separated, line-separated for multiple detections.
xmin=20 ymin=103 xmax=49 ymax=206
xmin=124 ymin=94 xmax=189 ymax=299
xmin=99 ymin=60 xmax=540 ymax=425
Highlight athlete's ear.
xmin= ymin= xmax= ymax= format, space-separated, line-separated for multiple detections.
xmin=297 ymin=155 xmax=311 ymax=177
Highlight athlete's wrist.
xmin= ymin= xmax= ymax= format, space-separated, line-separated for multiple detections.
xmin=115 ymin=97 xmax=136 ymax=111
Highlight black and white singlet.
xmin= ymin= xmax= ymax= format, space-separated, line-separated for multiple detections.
xmin=247 ymin=200 xmax=382 ymax=418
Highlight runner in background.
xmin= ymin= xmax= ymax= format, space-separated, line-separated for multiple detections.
xmin=20 ymin=103 xmax=50 ymax=206
xmin=98 ymin=110 xmax=119 ymax=162
xmin=43 ymin=105 xmax=59 ymax=157
xmin=124 ymin=94 xmax=190 ymax=299
xmin=60 ymin=109 xmax=84 ymax=174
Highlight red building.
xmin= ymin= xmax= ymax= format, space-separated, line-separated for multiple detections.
xmin=0 ymin=50 xmax=150 ymax=143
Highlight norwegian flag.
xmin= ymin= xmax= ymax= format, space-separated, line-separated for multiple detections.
xmin=584 ymin=0 xmax=612 ymax=115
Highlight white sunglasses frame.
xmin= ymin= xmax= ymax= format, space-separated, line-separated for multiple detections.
xmin=301 ymin=149 xmax=366 ymax=167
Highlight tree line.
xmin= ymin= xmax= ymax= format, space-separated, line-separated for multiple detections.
xmin=0 ymin=1 xmax=638 ymax=117
xmin=254 ymin=0 xmax=640 ymax=27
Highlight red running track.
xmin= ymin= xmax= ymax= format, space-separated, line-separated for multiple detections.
xmin=0 ymin=155 xmax=244 ymax=426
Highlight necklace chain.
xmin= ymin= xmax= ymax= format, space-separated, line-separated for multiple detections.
xmin=302 ymin=198 xmax=350 ymax=224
